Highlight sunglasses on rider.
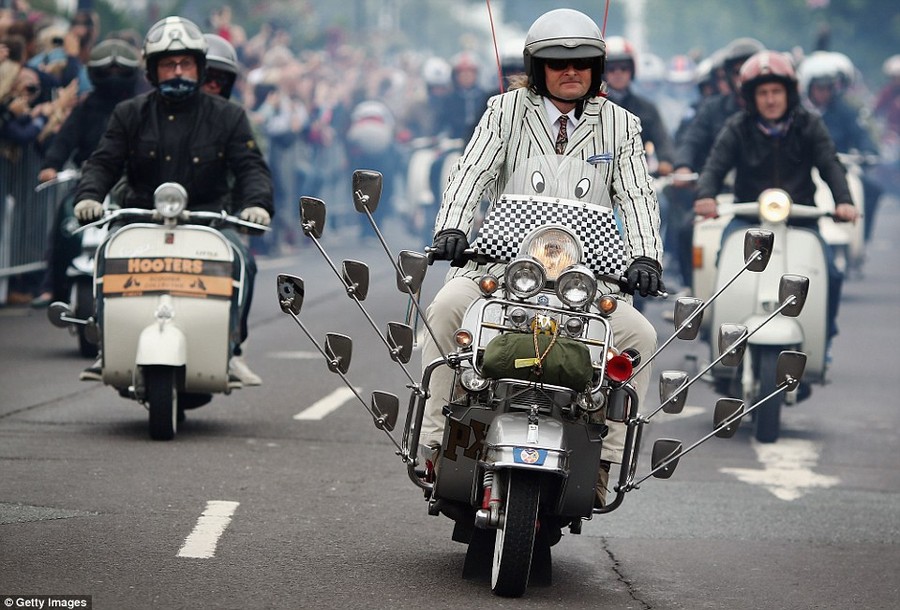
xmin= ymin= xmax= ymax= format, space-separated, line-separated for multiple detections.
xmin=25 ymin=84 xmax=40 ymax=95
xmin=204 ymin=69 xmax=233 ymax=88
xmin=545 ymin=57 xmax=594 ymax=72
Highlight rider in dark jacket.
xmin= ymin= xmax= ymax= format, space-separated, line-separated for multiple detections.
xmin=694 ymin=50 xmax=857 ymax=352
xmin=73 ymin=16 xmax=274 ymax=385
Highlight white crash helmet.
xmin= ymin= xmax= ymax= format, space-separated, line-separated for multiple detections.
xmin=884 ymin=54 xmax=900 ymax=79
xmin=142 ymin=16 xmax=208 ymax=86
xmin=422 ymin=56 xmax=452 ymax=88
xmin=798 ymin=51 xmax=846 ymax=95
xmin=523 ymin=8 xmax=606 ymax=99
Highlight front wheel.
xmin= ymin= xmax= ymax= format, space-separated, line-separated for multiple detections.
xmin=145 ymin=365 xmax=178 ymax=441
xmin=754 ymin=347 xmax=784 ymax=443
xmin=491 ymin=469 xmax=540 ymax=597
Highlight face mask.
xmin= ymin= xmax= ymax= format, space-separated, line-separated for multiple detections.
xmin=158 ymin=77 xmax=199 ymax=101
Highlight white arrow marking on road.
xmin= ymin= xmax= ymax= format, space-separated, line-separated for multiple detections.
xmin=177 ymin=500 xmax=239 ymax=559
xmin=720 ymin=438 xmax=840 ymax=501
xmin=293 ymin=387 xmax=358 ymax=420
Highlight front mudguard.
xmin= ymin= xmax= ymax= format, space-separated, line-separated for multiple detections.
xmin=481 ymin=413 xmax=568 ymax=474
xmin=744 ymin=314 xmax=804 ymax=347
xmin=136 ymin=322 xmax=187 ymax=367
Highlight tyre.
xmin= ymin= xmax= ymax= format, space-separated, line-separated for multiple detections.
xmin=145 ymin=365 xmax=178 ymax=441
xmin=754 ymin=346 xmax=784 ymax=443
xmin=74 ymin=280 xmax=97 ymax=358
xmin=491 ymin=469 xmax=540 ymax=597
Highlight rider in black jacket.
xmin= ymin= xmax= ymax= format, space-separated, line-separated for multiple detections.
xmin=694 ymin=50 xmax=858 ymax=354
xmin=73 ymin=16 xmax=274 ymax=385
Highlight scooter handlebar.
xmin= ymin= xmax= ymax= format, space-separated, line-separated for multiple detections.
xmin=423 ymin=246 xmax=667 ymax=298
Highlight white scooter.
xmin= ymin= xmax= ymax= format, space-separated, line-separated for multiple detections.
xmin=48 ymin=183 xmax=268 ymax=440
xmin=701 ymin=189 xmax=831 ymax=442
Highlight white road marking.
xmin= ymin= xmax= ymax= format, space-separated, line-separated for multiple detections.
xmin=720 ymin=438 xmax=840 ymax=501
xmin=267 ymin=350 xmax=320 ymax=360
xmin=293 ymin=387 xmax=358 ymax=420
xmin=177 ymin=500 xmax=239 ymax=559
xmin=662 ymin=405 xmax=706 ymax=419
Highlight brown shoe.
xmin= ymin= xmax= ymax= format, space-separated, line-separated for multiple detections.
xmin=594 ymin=460 xmax=611 ymax=508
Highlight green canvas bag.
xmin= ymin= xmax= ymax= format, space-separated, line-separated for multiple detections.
xmin=481 ymin=332 xmax=593 ymax=391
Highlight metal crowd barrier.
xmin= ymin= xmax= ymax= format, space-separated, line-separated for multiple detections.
xmin=0 ymin=144 xmax=67 ymax=305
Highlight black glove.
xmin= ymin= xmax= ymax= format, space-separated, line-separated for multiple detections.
xmin=625 ymin=257 xmax=665 ymax=297
xmin=431 ymin=229 xmax=469 ymax=267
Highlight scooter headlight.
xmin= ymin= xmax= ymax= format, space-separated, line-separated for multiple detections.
xmin=758 ymin=188 xmax=791 ymax=223
xmin=505 ymin=257 xmax=546 ymax=299
xmin=519 ymin=226 xmax=581 ymax=281
xmin=555 ymin=264 xmax=597 ymax=309
xmin=460 ymin=366 xmax=490 ymax=392
xmin=154 ymin=182 xmax=188 ymax=219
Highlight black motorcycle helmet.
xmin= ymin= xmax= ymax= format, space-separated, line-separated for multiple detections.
xmin=523 ymin=8 xmax=606 ymax=102
xmin=87 ymin=38 xmax=140 ymax=99
xmin=203 ymin=33 xmax=238 ymax=99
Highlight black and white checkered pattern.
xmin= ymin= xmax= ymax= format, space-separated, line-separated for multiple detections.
xmin=473 ymin=195 xmax=626 ymax=277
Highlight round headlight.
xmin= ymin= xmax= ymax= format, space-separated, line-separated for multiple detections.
xmin=520 ymin=226 xmax=581 ymax=280
xmin=555 ymin=264 xmax=597 ymax=308
xmin=154 ymin=182 xmax=188 ymax=218
xmin=758 ymin=188 xmax=791 ymax=223
xmin=504 ymin=257 xmax=546 ymax=299
xmin=460 ymin=367 xmax=490 ymax=392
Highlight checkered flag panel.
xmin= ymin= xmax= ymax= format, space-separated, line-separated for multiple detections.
xmin=473 ymin=196 xmax=626 ymax=277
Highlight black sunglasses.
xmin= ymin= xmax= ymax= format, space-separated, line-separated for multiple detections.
xmin=25 ymin=84 xmax=40 ymax=95
xmin=545 ymin=57 xmax=594 ymax=71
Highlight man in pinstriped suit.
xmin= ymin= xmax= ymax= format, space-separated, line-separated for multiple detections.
xmin=423 ymin=8 xmax=664 ymax=507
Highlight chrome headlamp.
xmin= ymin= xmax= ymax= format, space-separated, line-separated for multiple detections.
xmin=519 ymin=225 xmax=581 ymax=281
xmin=555 ymin=264 xmax=597 ymax=309
xmin=460 ymin=366 xmax=490 ymax=392
xmin=758 ymin=188 xmax=791 ymax=223
xmin=154 ymin=182 xmax=188 ymax=219
xmin=504 ymin=257 xmax=546 ymax=299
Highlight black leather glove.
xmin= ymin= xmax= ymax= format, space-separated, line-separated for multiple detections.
xmin=625 ymin=257 xmax=665 ymax=297
xmin=431 ymin=229 xmax=469 ymax=267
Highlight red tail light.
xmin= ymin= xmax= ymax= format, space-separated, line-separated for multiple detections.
xmin=607 ymin=354 xmax=633 ymax=383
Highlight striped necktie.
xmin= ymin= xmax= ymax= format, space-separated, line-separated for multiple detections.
xmin=555 ymin=115 xmax=568 ymax=155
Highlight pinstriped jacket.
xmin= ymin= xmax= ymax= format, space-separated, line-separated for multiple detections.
xmin=435 ymin=86 xmax=663 ymax=295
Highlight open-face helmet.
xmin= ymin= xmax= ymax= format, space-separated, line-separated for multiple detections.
xmin=203 ymin=33 xmax=238 ymax=98
xmin=739 ymin=50 xmax=799 ymax=113
xmin=523 ymin=8 xmax=606 ymax=100
xmin=142 ymin=16 xmax=208 ymax=87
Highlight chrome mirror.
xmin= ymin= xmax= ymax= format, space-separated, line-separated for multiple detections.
xmin=371 ymin=391 xmax=399 ymax=431
xmin=673 ymin=296 xmax=704 ymax=340
xmin=352 ymin=169 xmax=383 ymax=213
xmin=276 ymin=274 xmax=305 ymax=315
xmin=397 ymin=250 xmax=429 ymax=294
xmin=659 ymin=370 xmax=689 ymax=414
xmin=300 ymin=197 xmax=326 ymax=238
xmin=776 ymin=350 xmax=807 ymax=391
xmin=717 ymin=323 xmax=748 ymax=367
xmin=778 ymin=274 xmax=809 ymax=318
xmin=324 ymin=333 xmax=352 ymax=375
xmin=387 ymin=322 xmax=414 ymax=364
xmin=744 ymin=229 xmax=774 ymax=272
xmin=342 ymin=260 xmax=370 ymax=301
xmin=713 ymin=398 xmax=744 ymax=438
xmin=651 ymin=438 xmax=682 ymax=479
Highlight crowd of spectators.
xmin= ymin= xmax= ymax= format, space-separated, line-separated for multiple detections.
xmin=3 ymin=2 xmax=900 ymax=304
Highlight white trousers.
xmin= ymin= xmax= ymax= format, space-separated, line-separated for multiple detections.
xmin=419 ymin=276 xmax=658 ymax=463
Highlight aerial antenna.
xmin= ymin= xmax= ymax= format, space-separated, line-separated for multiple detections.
xmin=602 ymin=0 xmax=611 ymax=37
xmin=485 ymin=0 xmax=505 ymax=93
